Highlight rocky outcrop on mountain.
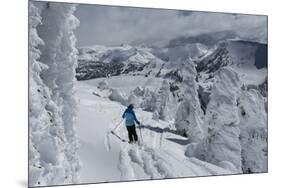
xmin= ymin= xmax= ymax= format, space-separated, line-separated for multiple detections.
xmin=76 ymin=60 xmax=125 ymax=80
xmin=197 ymin=40 xmax=267 ymax=73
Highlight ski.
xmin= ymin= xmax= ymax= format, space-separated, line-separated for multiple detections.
xmin=110 ymin=131 xmax=127 ymax=142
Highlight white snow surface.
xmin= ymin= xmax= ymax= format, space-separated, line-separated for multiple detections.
xmin=76 ymin=77 xmax=234 ymax=183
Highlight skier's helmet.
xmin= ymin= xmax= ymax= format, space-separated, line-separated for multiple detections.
xmin=128 ymin=104 xmax=134 ymax=109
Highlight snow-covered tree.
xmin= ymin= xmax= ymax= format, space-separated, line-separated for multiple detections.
xmin=29 ymin=2 xmax=52 ymax=186
xmin=133 ymin=86 xmax=144 ymax=96
xmin=97 ymin=80 xmax=109 ymax=90
xmin=154 ymin=80 xmax=171 ymax=121
xmin=174 ymin=59 xmax=204 ymax=141
xmin=186 ymin=67 xmax=243 ymax=172
xmin=140 ymin=88 xmax=157 ymax=112
xmin=152 ymin=110 xmax=160 ymax=121
xmin=127 ymin=93 xmax=140 ymax=108
xmin=53 ymin=4 xmax=81 ymax=183
xmin=30 ymin=2 xmax=81 ymax=186
xmin=238 ymin=89 xmax=268 ymax=173
xmin=109 ymin=89 xmax=127 ymax=106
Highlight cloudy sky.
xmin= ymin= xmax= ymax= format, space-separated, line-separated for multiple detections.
xmin=73 ymin=3 xmax=267 ymax=47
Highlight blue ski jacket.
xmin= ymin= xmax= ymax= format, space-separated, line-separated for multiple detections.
xmin=122 ymin=108 xmax=140 ymax=126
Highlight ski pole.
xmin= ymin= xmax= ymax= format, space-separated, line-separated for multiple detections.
xmin=112 ymin=119 xmax=123 ymax=132
xmin=138 ymin=123 xmax=144 ymax=143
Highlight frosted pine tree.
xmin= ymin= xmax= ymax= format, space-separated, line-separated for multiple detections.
xmin=186 ymin=67 xmax=243 ymax=172
xmin=154 ymin=80 xmax=170 ymax=121
xmin=97 ymin=79 xmax=109 ymax=90
xmin=54 ymin=4 xmax=81 ymax=183
xmin=127 ymin=93 xmax=140 ymax=107
xmin=238 ymin=89 xmax=268 ymax=173
xmin=35 ymin=2 xmax=80 ymax=185
xmin=140 ymin=88 xmax=157 ymax=112
xmin=29 ymin=2 xmax=51 ymax=186
xmin=174 ymin=59 xmax=204 ymax=141
xmin=29 ymin=2 xmax=70 ymax=186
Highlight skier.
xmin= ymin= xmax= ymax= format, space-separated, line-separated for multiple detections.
xmin=122 ymin=104 xmax=140 ymax=143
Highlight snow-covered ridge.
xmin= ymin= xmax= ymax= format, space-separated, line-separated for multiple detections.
xmin=76 ymin=37 xmax=214 ymax=81
xmin=76 ymin=44 xmax=165 ymax=80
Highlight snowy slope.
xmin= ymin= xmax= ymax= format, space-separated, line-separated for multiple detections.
xmin=75 ymin=37 xmax=267 ymax=181
xmin=76 ymin=79 xmax=234 ymax=183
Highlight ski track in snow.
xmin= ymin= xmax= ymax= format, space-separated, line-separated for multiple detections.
xmin=76 ymin=80 xmax=232 ymax=183
xmin=118 ymin=143 xmax=177 ymax=180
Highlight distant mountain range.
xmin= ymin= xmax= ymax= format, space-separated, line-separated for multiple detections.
xmin=76 ymin=32 xmax=267 ymax=89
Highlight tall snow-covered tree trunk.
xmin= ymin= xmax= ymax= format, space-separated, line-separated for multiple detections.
xmin=174 ymin=59 xmax=204 ymax=142
xmin=29 ymin=2 xmax=51 ymax=186
xmin=29 ymin=2 xmax=70 ymax=186
xmin=54 ymin=5 xmax=81 ymax=183
xmin=31 ymin=2 xmax=81 ymax=186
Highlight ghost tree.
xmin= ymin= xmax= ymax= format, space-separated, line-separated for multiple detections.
xmin=140 ymin=88 xmax=157 ymax=112
xmin=186 ymin=67 xmax=243 ymax=172
xmin=154 ymin=80 xmax=171 ymax=121
xmin=97 ymin=79 xmax=109 ymax=90
xmin=30 ymin=2 xmax=81 ymax=186
xmin=29 ymin=2 xmax=53 ymax=186
xmin=238 ymin=89 xmax=268 ymax=173
xmin=174 ymin=59 xmax=204 ymax=142
xmin=127 ymin=93 xmax=140 ymax=108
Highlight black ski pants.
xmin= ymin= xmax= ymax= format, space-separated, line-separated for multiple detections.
xmin=126 ymin=125 xmax=138 ymax=142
